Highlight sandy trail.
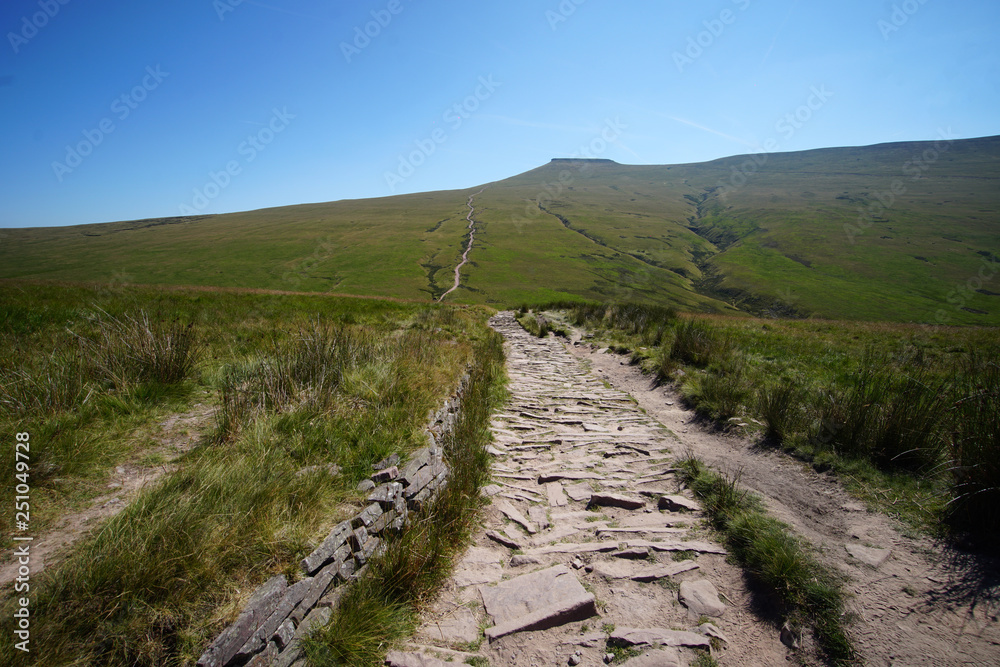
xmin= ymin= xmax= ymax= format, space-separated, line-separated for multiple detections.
xmin=438 ymin=188 xmax=486 ymax=302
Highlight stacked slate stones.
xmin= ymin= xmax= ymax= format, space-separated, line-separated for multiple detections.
xmin=196 ymin=374 xmax=469 ymax=667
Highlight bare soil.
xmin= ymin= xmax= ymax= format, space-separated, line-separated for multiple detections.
xmin=569 ymin=340 xmax=1000 ymax=666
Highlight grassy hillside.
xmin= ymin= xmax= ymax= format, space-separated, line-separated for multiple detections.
xmin=2 ymin=136 xmax=998 ymax=323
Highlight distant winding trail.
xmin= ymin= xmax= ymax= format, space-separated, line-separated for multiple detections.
xmin=438 ymin=187 xmax=486 ymax=302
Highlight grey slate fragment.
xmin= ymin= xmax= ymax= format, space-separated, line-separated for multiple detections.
xmin=297 ymin=605 xmax=333 ymax=637
xmin=272 ymin=618 xmax=296 ymax=650
xmin=245 ymin=640 xmax=279 ymax=667
xmin=620 ymin=648 xmax=684 ymax=667
xmin=357 ymin=479 xmax=376 ymax=492
xmin=291 ymin=560 xmax=339 ymax=623
xmin=235 ymin=578 xmax=312 ymax=662
xmin=368 ymin=481 xmax=403 ymax=505
xmin=355 ymin=503 xmax=384 ymax=528
xmin=384 ymin=651 xmax=450 ymax=667
xmin=372 ymin=466 xmax=399 ymax=483
xmin=196 ymin=575 xmax=287 ymax=667
xmin=679 ymin=579 xmax=726 ymax=617
xmin=480 ymin=565 xmax=597 ymax=640
xmin=658 ymin=495 xmax=701 ymax=512
xmin=486 ymin=529 xmax=522 ymax=550
xmin=372 ymin=453 xmax=400 ymax=470
xmin=300 ymin=520 xmax=352 ymax=575
xmin=588 ymin=492 xmax=646 ymax=510
xmin=609 ymin=627 xmax=710 ymax=649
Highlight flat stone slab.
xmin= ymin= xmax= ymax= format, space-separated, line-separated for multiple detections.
xmin=527 ymin=505 xmax=550 ymax=530
xmin=621 ymin=648 xmax=684 ymax=667
xmin=480 ymin=565 xmax=597 ymax=640
xmin=564 ymin=483 xmax=594 ymax=501
xmin=385 ymin=651 xmax=450 ymax=667
xmin=526 ymin=542 xmax=619 ymax=556
xmin=679 ymin=579 xmax=726 ymax=617
xmin=626 ymin=540 xmax=727 ymax=555
xmin=494 ymin=498 xmax=537 ymax=534
xmin=486 ymin=530 xmax=522 ymax=550
xmin=845 ymin=543 xmax=892 ymax=568
xmin=658 ymin=495 xmax=702 ymax=512
xmin=590 ymin=560 xmax=700 ymax=582
xmin=588 ymin=492 xmax=646 ymax=510
xmin=545 ymin=482 xmax=569 ymax=507
xmin=610 ymin=627 xmax=710 ymax=649
xmin=453 ymin=547 xmax=504 ymax=587
xmin=419 ymin=606 xmax=480 ymax=645
xmin=539 ymin=471 xmax=603 ymax=484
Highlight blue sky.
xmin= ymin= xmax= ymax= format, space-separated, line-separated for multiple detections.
xmin=1 ymin=0 xmax=997 ymax=228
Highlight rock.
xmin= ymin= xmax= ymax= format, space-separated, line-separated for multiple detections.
xmin=569 ymin=654 xmax=582 ymax=665
xmin=539 ymin=471 xmax=603 ymax=484
xmin=196 ymin=575 xmax=287 ymax=667
xmin=625 ymin=540 xmax=727 ymax=555
xmin=780 ymin=620 xmax=801 ymax=649
xmin=571 ymin=558 xmax=584 ymax=569
xmin=527 ymin=542 xmax=619 ymax=556
xmin=698 ymin=622 xmax=729 ymax=644
xmin=272 ymin=618 xmax=295 ymax=649
xmin=368 ymin=481 xmax=403 ymax=505
xmin=545 ymin=482 xmax=569 ymax=507
xmin=356 ymin=479 xmax=376 ymax=492
xmin=528 ymin=505 xmax=551 ymax=530
xmin=564 ymin=483 xmax=594 ymax=502
xmin=301 ymin=521 xmax=352 ymax=575
xmin=658 ymin=495 xmax=701 ymax=512
xmin=510 ymin=554 xmax=542 ymax=567
xmin=494 ymin=498 xmax=537 ymax=534
xmin=620 ymin=648 xmax=684 ymax=667
xmin=679 ymin=580 xmax=726 ymax=617
xmin=609 ymin=627 xmax=710 ymax=649
xmin=486 ymin=529 xmax=522 ymax=550
xmin=614 ymin=547 xmax=651 ymax=560
xmin=373 ymin=453 xmax=400 ymax=470
xmin=605 ymin=653 xmax=615 ymax=664
xmin=588 ymin=493 xmax=646 ymax=510
xmin=481 ymin=484 xmax=502 ymax=497
xmin=234 ymin=578 xmax=312 ymax=662
xmin=845 ymin=543 xmax=891 ymax=568
xmin=481 ymin=565 xmax=597 ymax=640
xmin=384 ymin=651 xmax=450 ymax=667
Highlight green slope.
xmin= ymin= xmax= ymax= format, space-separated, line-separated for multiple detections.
xmin=2 ymin=136 xmax=998 ymax=323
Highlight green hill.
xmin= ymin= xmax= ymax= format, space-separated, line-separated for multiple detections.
xmin=2 ymin=136 xmax=998 ymax=324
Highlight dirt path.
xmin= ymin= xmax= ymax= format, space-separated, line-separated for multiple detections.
xmin=0 ymin=404 xmax=215 ymax=585
xmin=569 ymin=339 xmax=1000 ymax=666
xmin=438 ymin=188 xmax=486 ymax=302
xmin=392 ymin=313 xmax=790 ymax=666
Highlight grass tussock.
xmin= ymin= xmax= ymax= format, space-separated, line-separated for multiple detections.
xmin=677 ymin=455 xmax=856 ymax=666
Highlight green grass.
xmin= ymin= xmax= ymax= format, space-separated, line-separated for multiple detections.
xmin=677 ymin=456 xmax=856 ymax=666
xmin=552 ymin=301 xmax=1000 ymax=550
xmin=3 ymin=136 xmax=996 ymax=322
xmin=0 ymin=281 xmax=499 ymax=666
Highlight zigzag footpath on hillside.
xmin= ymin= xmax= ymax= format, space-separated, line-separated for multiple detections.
xmin=439 ymin=187 xmax=487 ymax=301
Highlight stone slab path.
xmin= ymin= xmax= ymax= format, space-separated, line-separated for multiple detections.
xmin=392 ymin=313 xmax=787 ymax=666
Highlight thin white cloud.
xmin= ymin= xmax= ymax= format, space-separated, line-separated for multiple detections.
xmin=667 ymin=116 xmax=757 ymax=149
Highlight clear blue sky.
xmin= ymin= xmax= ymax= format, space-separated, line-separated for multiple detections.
xmin=1 ymin=0 xmax=997 ymax=228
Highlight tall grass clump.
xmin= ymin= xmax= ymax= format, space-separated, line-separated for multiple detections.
xmin=945 ymin=350 xmax=1000 ymax=548
xmin=670 ymin=319 xmax=727 ymax=368
xmin=757 ymin=381 xmax=808 ymax=443
xmin=818 ymin=352 xmax=948 ymax=471
xmin=75 ymin=310 xmax=199 ymax=388
xmin=677 ymin=455 xmax=856 ymax=666
xmin=304 ymin=330 xmax=506 ymax=665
